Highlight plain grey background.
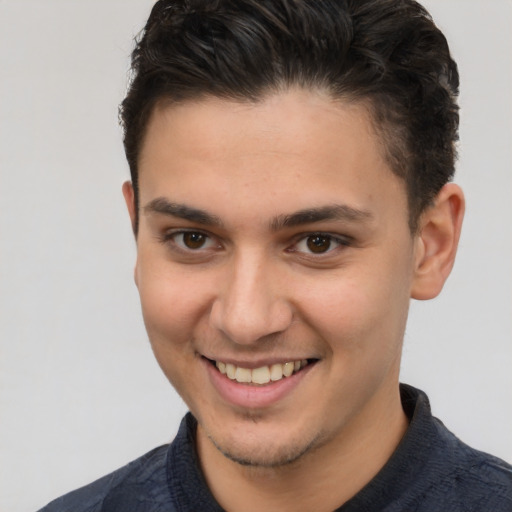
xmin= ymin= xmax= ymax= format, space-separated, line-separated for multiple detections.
xmin=1 ymin=1 xmax=511 ymax=510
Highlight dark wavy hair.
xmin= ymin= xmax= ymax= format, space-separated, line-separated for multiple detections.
xmin=120 ymin=0 xmax=459 ymax=233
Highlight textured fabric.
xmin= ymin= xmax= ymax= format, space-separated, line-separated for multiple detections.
xmin=38 ymin=384 xmax=512 ymax=511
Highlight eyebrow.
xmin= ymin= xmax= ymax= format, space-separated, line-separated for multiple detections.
xmin=143 ymin=197 xmax=373 ymax=230
xmin=270 ymin=204 xmax=373 ymax=231
xmin=143 ymin=198 xmax=223 ymax=227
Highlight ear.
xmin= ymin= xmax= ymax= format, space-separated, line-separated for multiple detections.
xmin=122 ymin=181 xmax=137 ymax=235
xmin=122 ymin=180 xmax=140 ymax=287
xmin=411 ymin=183 xmax=465 ymax=300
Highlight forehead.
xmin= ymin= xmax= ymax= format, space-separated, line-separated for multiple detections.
xmin=141 ymin=89 xmax=378 ymax=165
xmin=137 ymin=89 xmax=408 ymax=227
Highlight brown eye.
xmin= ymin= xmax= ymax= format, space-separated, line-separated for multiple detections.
xmin=182 ymin=232 xmax=207 ymax=249
xmin=306 ymin=235 xmax=332 ymax=253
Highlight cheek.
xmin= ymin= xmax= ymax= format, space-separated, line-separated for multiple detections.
xmin=136 ymin=258 xmax=209 ymax=348
xmin=298 ymin=263 xmax=411 ymax=352
xmin=135 ymin=264 xmax=210 ymax=402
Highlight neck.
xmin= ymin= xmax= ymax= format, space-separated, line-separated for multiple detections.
xmin=196 ymin=383 xmax=408 ymax=512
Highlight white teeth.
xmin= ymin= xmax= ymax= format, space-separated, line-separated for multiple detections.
xmin=235 ymin=367 xmax=252 ymax=383
xmin=215 ymin=359 xmax=310 ymax=384
xmin=226 ymin=363 xmax=236 ymax=380
xmin=251 ymin=366 xmax=271 ymax=384
xmin=216 ymin=361 xmax=227 ymax=374
xmin=270 ymin=363 xmax=283 ymax=381
xmin=283 ymin=362 xmax=294 ymax=377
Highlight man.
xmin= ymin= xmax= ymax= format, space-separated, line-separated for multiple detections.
xmin=39 ymin=0 xmax=512 ymax=510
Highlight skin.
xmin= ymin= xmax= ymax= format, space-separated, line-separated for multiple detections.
xmin=123 ymin=89 xmax=464 ymax=511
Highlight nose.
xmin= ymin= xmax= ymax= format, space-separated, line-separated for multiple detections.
xmin=210 ymin=251 xmax=293 ymax=345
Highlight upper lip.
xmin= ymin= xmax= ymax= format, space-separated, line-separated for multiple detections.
xmin=201 ymin=355 xmax=317 ymax=369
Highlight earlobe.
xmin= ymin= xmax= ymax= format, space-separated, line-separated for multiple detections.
xmin=122 ymin=181 xmax=137 ymax=236
xmin=411 ymin=183 xmax=465 ymax=300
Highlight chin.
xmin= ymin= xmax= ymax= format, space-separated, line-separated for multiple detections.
xmin=204 ymin=421 xmax=325 ymax=468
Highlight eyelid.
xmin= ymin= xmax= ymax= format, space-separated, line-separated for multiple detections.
xmin=289 ymin=232 xmax=352 ymax=255
xmin=157 ymin=228 xmax=352 ymax=257
xmin=159 ymin=228 xmax=221 ymax=252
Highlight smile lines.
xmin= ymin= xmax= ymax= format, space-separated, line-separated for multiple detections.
xmin=215 ymin=359 xmax=310 ymax=385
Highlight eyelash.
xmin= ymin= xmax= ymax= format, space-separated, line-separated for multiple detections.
xmin=289 ymin=232 xmax=352 ymax=256
xmin=158 ymin=229 xmax=351 ymax=257
xmin=159 ymin=229 xmax=218 ymax=252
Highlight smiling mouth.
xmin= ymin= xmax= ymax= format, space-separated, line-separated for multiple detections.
xmin=209 ymin=359 xmax=316 ymax=385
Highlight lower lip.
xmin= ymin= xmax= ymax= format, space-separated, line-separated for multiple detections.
xmin=203 ymin=359 xmax=315 ymax=409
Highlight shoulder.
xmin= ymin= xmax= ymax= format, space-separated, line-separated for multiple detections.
xmin=417 ymin=418 xmax=512 ymax=511
xmin=449 ymin=439 xmax=512 ymax=510
xmin=389 ymin=385 xmax=512 ymax=512
xmin=37 ymin=444 xmax=173 ymax=512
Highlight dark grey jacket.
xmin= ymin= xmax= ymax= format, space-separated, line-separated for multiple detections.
xmin=38 ymin=385 xmax=512 ymax=511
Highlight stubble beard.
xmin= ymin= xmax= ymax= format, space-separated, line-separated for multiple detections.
xmin=204 ymin=421 xmax=325 ymax=469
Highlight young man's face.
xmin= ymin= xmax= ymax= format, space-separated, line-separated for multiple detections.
xmin=127 ymin=89 xmax=422 ymax=467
